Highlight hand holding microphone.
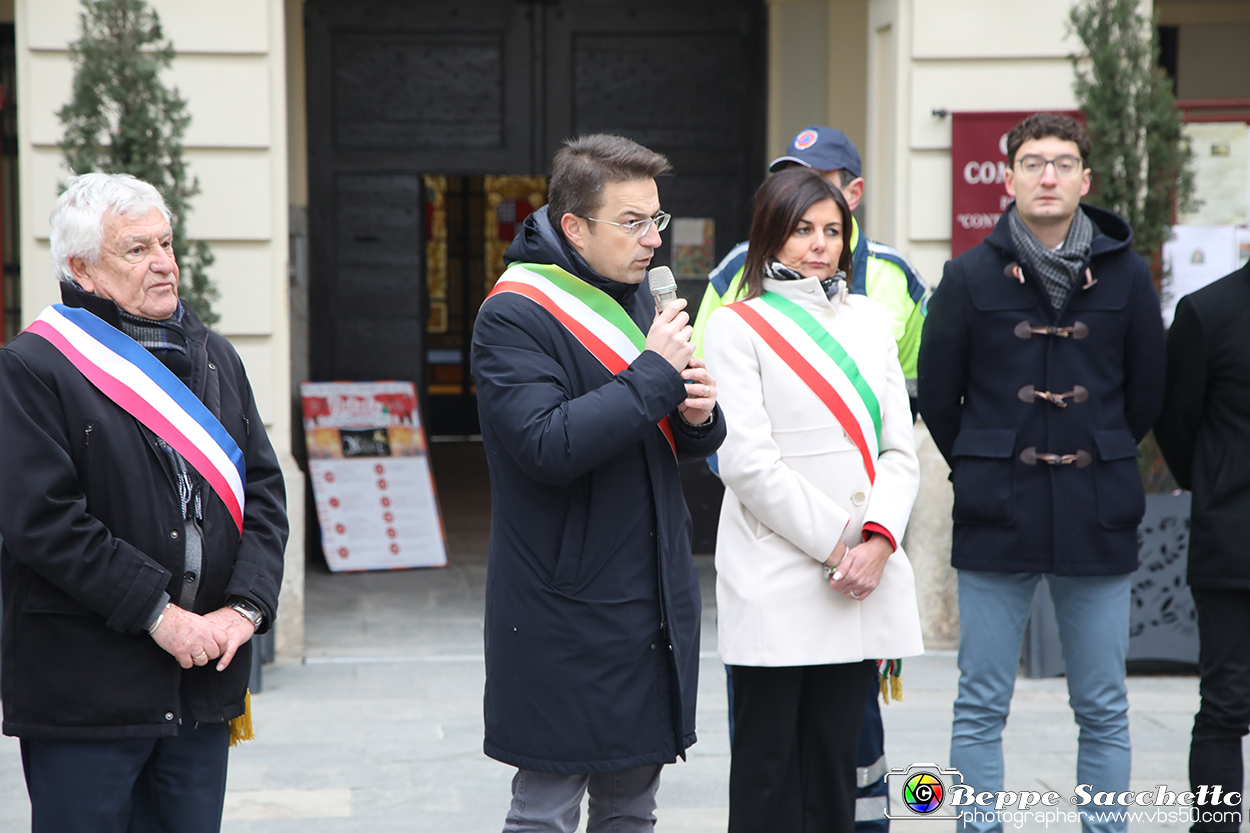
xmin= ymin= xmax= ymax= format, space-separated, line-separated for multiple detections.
xmin=646 ymin=266 xmax=717 ymax=425
xmin=645 ymin=266 xmax=694 ymax=373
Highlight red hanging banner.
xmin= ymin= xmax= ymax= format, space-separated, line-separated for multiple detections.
xmin=950 ymin=110 xmax=1081 ymax=258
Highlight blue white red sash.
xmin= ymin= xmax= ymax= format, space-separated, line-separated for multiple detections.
xmin=27 ymin=305 xmax=246 ymax=537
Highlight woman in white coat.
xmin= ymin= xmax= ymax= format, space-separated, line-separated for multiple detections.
xmin=703 ymin=167 xmax=924 ymax=832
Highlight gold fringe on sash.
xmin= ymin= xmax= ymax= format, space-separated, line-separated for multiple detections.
xmin=229 ymin=690 xmax=254 ymax=746
xmin=878 ymin=659 xmax=904 ymax=703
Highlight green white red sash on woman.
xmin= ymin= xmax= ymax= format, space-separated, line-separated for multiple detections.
xmin=728 ymin=291 xmax=883 ymax=482
xmin=26 ymin=304 xmax=247 ymax=538
xmin=486 ymin=263 xmax=677 ymax=457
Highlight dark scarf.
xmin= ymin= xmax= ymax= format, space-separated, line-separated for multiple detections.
xmin=116 ymin=303 xmax=188 ymax=354
xmin=1008 ymin=204 xmax=1093 ymax=311
xmin=763 ymin=259 xmax=844 ymax=300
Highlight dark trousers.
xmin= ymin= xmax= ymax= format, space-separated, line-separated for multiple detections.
xmin=729 ymin=660 xmax=877 ymax=833
xmin=1189 ymin=588 xmax=1250 ymax=833
xmin=856 ymin=688 xmax=890 ymax=833
xmin=21 ymin=714 xmax=230 ymax=833
xmin=727 ymin=663 xmax=890 ymax=831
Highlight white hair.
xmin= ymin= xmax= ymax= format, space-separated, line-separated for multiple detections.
xmin=49 ymin=172 xmax=173 ymax=283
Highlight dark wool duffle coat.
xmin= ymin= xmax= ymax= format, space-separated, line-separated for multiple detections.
xmin=471 ymin=208 xmax=725 ymax=773
xmin=918 ymin=204 xmax=1165 ymax=575
xmin=0 ymin=285 xmax=287 ymax=738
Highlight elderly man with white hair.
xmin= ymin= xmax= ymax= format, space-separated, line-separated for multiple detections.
xmin=0 ymin=172 xmax=287 ymax=833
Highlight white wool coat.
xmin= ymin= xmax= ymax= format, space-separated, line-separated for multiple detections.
xmin=703 ymin=276 xmax=925 ymax=667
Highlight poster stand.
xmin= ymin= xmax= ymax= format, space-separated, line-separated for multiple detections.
xmin=301 ymin=381 xmax=448 ymax=572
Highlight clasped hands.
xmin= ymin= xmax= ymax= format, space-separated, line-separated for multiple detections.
xmin=824 ymin=533 xmax=893 ymax=601
xmin=645 ymin=298 xmax=717 ymax=426
xmin=149 ymin=603 xmax=256 ymax=672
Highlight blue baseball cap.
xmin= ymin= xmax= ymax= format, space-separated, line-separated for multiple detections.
xmin=768 ymin=126 xmax=862 ymax=179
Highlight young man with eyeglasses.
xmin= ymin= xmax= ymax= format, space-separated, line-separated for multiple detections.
xmin=471 ymin=133 xmax=724 ymax=833
xmin=918 ymin=113 xmax=1165 ymax=833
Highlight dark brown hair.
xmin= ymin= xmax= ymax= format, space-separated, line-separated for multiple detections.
xmin=742 ymin=167 xmax=854 ymax=300
xmin=547 ymin=134 xmax=672 ymax=235
xmin=1006 ymin=113 xmax=1091 ymax=168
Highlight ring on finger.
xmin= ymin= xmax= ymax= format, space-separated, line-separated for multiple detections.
xmin=849 ymin=590 xmax=861 ymax=600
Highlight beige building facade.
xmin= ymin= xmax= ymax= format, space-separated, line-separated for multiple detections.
xmin=11 ymin=0 xmax=305 ymax=655
xmin=8 ymin=0 xmax=1249 ymax=655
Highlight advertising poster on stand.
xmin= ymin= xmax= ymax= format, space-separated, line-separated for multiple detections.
xmin=302 ymin=381 xmax=448 ymax=572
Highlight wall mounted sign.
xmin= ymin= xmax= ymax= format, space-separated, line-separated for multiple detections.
xmin=950 ymin=110 xmax=1081 ymax=258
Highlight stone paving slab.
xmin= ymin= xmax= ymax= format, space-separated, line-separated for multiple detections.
xmin=0 ymin=557 xmax=1240 ymax=832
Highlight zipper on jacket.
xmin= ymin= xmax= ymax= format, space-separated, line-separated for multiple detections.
xmin=243 ymin=415 xmax=250 ymax=435
xmin=81 ymin=421 xmax=98 ymax=476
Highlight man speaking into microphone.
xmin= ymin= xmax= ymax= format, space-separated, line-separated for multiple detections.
xmin=471 ymin=134 xmax=724 ymax=832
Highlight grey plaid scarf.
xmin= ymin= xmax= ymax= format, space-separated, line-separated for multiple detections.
xmin=764 ymin=259 xmax=845 ymax=300
xmin=1007 ymin=204 xmax=1093 ymax=311
xmin=116 ymin=302 xmax=188 ymax=354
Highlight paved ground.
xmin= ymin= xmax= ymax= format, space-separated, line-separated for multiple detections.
xmin=0 ymin=555 xmax=1221 ymax=832
xmin=0 ymin=444 xmax=1236 ymax=831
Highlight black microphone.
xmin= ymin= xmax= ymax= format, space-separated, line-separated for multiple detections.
xmin=647 ymin=266 xmax=678 ymax=313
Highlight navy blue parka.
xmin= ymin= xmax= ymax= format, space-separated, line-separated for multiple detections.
xmin=471 ymin=207 xmax=725 ymax=773
xmin=918 ymin=204 xmax=1165 ymax=576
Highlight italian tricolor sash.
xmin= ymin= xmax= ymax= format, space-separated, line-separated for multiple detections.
xmin=26 ymin=305 xmax=247 ymax=538
xmin=486 ymin=263 xmax=677 ymax=457
xmin=728 ymin=291 xmax=882 ymax=482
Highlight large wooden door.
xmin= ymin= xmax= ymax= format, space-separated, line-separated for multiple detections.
xmin=306 ymin=0 xmax=765 ymax=441
xmin=544 ymin=3 xmax=766 ymax=275
xmin=305 ymin=1 xmax=534 ymax=404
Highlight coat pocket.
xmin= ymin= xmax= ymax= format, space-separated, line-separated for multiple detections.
xmin=740 ymin=505 xmax=774 ymax=542
xmin=950 ymin=428 xmax=1017 ymax=526
xmin=551 ymin=488 xmax=589 ymax=590
xmin=1093 ymin=430 xmax=1145 ymax=529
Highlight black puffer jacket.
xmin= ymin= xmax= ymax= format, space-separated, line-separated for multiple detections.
xmin=472 ymin=207 xmax=724 ymax=773
xmin=918 ymin=205 xmax=1165 ymax=576
xmin=0 ymin=284 xmax=287 ymax=739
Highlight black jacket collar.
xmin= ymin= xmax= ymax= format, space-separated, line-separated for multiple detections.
xmin=60 ymin=282 xmax=206 ymax=338
xmin=61 ymin=282 xmax=123 ymax=328
xmin=502 ymin=206 xmax=644 ymax=307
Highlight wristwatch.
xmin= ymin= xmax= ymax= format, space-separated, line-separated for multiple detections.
xmin=228 ymin=597 xmax=264 ymax=630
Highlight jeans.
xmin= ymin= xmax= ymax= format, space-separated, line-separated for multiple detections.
xmin=503 ymin=765 xmax=662 ymax=832
xmin=950 ymin=570 xmax=1131 ymax=833
xmin=1189 ymin=588 xmax=1250 ymax=832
